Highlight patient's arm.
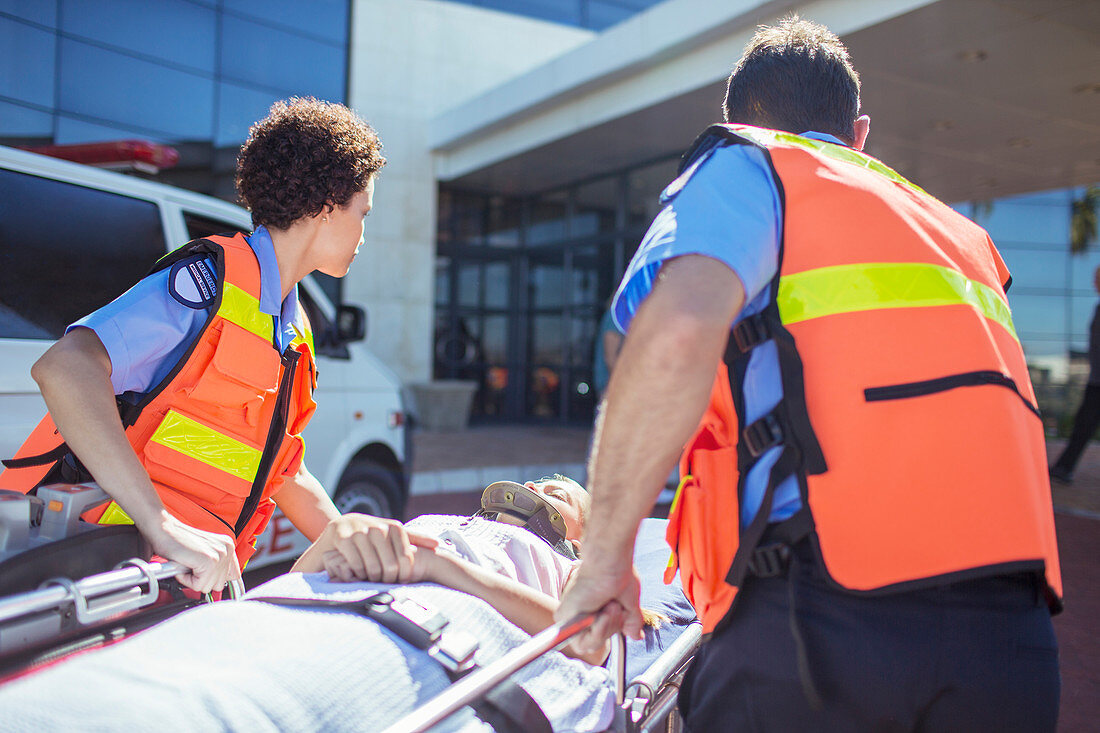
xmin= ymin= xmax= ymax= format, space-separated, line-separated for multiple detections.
xmin=322 ymin=545 xmax=609 ymax=666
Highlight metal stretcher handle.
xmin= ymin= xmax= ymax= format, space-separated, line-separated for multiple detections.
xmin=382 ymin=612 xmax=625 ymax=733
xmin=0 ymin=559 xmax=244 ymax=627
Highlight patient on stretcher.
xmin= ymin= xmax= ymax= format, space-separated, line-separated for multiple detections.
xmin=292 ymin=474 xmax=619 ymax=664
xmin=0 ymin=476 xmax=691 ymax=732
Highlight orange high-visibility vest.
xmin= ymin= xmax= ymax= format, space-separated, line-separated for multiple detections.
xmin=663 ymin=125 xmax=1062 ymax=635
xmin=0 ymin=234 xmax=318 ymax=567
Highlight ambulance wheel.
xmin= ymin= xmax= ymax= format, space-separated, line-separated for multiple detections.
xmin=334 ymin=461 xmax=402 ymax=519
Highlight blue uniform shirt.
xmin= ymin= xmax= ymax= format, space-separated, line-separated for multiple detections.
xmin=69 ymin=225 xmax=300 ymax=395
xmin=612 ymin=131 xmax=847 ymax=528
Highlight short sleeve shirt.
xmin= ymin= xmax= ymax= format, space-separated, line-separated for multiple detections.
xmin=68 ymin=225 xmax=300 ymax=395
xmin=611 ymin=132 xmax=848 ymax=527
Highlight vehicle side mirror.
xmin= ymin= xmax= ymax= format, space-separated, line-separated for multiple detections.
xmin=335 ymin=304 xmax=367 ymax=344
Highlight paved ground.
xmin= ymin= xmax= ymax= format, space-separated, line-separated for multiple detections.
xmin=406 ymin=427 xmax=1100 ymax=731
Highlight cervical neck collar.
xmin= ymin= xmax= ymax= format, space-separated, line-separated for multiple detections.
xmin=476 ymin=481 xmax=578 ymax=561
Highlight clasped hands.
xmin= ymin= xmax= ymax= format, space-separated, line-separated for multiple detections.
xmin=316 ymin=513 xmax=440 ymax=584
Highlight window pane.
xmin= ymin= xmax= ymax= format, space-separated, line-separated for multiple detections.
xmin=1070 ymin=253 xmax=1100 ymax=294
xmin=214 ymin=82 xmax=282 ymax=147
xmin=484 ymin=261 xmax=510 ymax=309
xmin=0 ymin=169 xmax=165 ymax=338
xmin=978 ymin=197 xmax=1071 ymax=247
xmin=0 ymin=100 xmax=53 ymax=142
xmin=528 ymin=194 xmax=567 ymax=246
xmin=570 ymin=310 xmax=597 ymax=366
xmin=59 ymin=39 xmax=214 ymax=139
xmin=54 ymin=115 xmax=162 ymax=145
xmin=435 ymin=256 xmax=451 ymax=307
xmin=0 ymin=17 xmax=55 ymax=107
xmin=1010 ymin=293 xmax=1066 ymax=342
xmin=529 ymin=257 xmax=564 ymax=308
xmin=457 ymin=263 xmax=482 ymax=308
xmin=528 ymin=366 xmax=562 ymax=419
xmin=482 ymin=315 xmax=508 ymax=365
xmin=223 ymin=0 xmax=348 ymax=44
xmin=61 ymin=0 xmax=216 ymax=72
xmin=183 ymin=212 xmax=247 ymax=240
xmin=486 ymin=197 xmax=521 ymax=248
xmin=529 ymin=314 xmax=563 ymax=363
xmin=574 ymin=177 xmax=617 ymax=237
xmin=999 ymin=247 xmax=1067 ymax=291
xmin=220 ymin=15 xmax=345 ymax=100
xmin=0 ymin=0 xmax=57 ymax=25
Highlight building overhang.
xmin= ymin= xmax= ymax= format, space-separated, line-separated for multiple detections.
xmin=431 ymin=0 xmax=1100 ymax=203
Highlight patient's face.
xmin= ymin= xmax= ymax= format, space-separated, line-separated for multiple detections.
xmin=526 ymin=479 xmax=586 ymax=542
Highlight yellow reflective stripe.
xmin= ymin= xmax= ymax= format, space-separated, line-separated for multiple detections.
xmin=778 ymin=263 xmax=1017 ymax=340
xmin=97 ymin=501 xmax=134 ymax=526
xmin=734 ymin=127 xmax=929 ymax=198
xmin=218 ymin=282 xmax=273 ymax=342
xmin=291 ymin=321 xmax=314 ymax=352
xmin=149 ymin=411 xmax=261 ymax=483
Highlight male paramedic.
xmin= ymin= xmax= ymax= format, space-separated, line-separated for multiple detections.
xmin=0 ymin=98 xmax=387 ymax=595
xmin=557 ymin=16 xmax=1062 ymax=732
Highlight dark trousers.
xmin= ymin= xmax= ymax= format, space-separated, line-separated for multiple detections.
xmin=1053 ymin=383 xmax=1100 ymax=476
xmin=678 ymin=541 xmax=1060 ymax=732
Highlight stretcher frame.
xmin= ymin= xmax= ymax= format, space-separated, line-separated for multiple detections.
xmin=0 ymin=558 xmax=700 ymax=733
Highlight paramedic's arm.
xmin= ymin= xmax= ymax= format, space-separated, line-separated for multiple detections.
xmin=556 ymin=255 xmax=745 ymax=652
xmin=31 ymin=328 xmax=239 ymax=593
xmin=272 ymin=460 xmax=340 ymax=542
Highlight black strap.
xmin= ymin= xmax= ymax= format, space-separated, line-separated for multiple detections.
xmin=247 ymin=593 xmax=552 ymax=733
xmin=728 ymin=313 xmax=770 ymax=360
xmin=2 ymin=442 xmax=70 ymax=469
xmin=741 ymin=411 xmax=784 ymax=459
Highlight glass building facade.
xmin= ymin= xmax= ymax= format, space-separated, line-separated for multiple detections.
xmin=437 ymin=164 xmax=1100 ymax=425
xmin=443 ymin=0 xmax=666 ymax=30
xmin=0 ymin=0 xmax=350 ymax=200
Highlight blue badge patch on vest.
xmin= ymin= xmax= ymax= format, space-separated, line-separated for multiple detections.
xmin=168 ymin=256 xmax=218 ymax=309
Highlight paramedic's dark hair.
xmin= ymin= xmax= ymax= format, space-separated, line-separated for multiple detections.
xmin=723 ymin=16 xmax=861 ymax=143
xmin=236 ymin=97 xmax=386 ymax=230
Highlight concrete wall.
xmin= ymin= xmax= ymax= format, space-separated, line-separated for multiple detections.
xmin=346 ymin=0 xmax=593 ymax=383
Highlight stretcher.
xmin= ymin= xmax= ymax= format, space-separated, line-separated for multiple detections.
xmin=0 ymin=486 xmax=699 ymax=732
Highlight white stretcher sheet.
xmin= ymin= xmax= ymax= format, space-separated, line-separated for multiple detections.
xmin=0 ymin=572 xmax=616 ymax=732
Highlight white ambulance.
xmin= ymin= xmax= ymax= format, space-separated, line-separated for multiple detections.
xmin=0 ymin=144 xmax=410 ymax=569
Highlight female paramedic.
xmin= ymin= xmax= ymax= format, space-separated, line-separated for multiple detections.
xmin=0 ymin=98 xmax=387 ymax=595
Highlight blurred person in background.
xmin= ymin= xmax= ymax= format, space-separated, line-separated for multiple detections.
xmin=1050 ymin=265 xmax=1100 ymax=484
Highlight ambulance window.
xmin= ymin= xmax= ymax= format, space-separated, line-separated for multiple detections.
xmin=0 ymin=169 xmax=165 ymax=339
xmin=184 ymin=213 xmax=247 ymax=241
xmin=299 ymin=287 xmax=347 ymax=359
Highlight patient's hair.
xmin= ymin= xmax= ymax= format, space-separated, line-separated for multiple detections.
xmin=539 ymin=473 xmax=591 ymax=526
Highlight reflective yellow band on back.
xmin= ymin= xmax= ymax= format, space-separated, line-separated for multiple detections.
xmin=777 ymin=262 xmax=1018 ymax=340
xmin=98 ymin=501 xmax=134 ymax=525
xmin=734 ymin=127 xmax=929 ymax=198
xmin=219 ymin=283 xmax=274 ymax=342
xmin=149 ymin=410 xmax=261 ymax=483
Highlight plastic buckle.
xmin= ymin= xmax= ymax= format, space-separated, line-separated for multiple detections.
xmin=731 ymin=315 xmax=769 ymax=355
xmin=364 ymin=592 xmax=448 ymax=650
xmin=747 ymin=543 xmax=791 ymax=578
xmin=742 ymin=413 xmax=783 ymax=458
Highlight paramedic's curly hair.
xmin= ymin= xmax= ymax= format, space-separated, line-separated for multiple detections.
xmin=236 ymin=97 xmax=385 ymax=230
